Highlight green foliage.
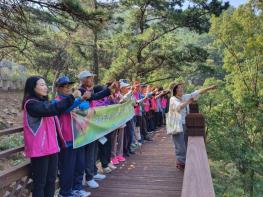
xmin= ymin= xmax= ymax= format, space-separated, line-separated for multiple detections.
xmin=200 ymin=2 xmax=263 ymax=196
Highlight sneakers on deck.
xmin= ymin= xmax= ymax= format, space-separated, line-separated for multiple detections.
xmin=72 ymin=190 xmax=91 ymax=197
xmin=94 ymin=173 xmax=106 ymax=180
xmin=87 ymin=179 xmax=99 ymax=188
xmin=117 ymin=155 xmax=126 ymax=162
xmin=111 ymin=157 xmax=119 ymax=165
xmin=103 ymin=167 xmax=112 ymax=174
xmin=108 ymin=163 xmax=117 ymax=170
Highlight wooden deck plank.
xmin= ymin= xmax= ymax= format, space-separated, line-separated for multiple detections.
xmin=89 ymin=128 xmax=183 ymax=197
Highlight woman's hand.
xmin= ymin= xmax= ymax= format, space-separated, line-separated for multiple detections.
xmin=82 ymin=91 xmax=91 ymax=100
xmin=73 ymin=90 xmax=81 ymax=98
xmin=109 ymin=80 xmax=119 ymax=94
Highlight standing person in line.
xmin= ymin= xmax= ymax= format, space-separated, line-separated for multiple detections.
xmin=22 ymin=76 xmax=82 ymax=197
xmin=94 ymin=85 xmax=117 ymax=174
xmin=167 ymin=82 xmax=217 ymax=170
xmin=76 ymin=70 xmax=118 ymax=189
xmin=54 ymin=76 xmax=91 ymax=197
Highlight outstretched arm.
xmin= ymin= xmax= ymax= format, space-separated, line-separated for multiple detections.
xmin=197 ymin=85 xmax=217 ymax=95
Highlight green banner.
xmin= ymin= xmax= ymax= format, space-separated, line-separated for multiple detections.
xmin=73 ymin=101 xmax=134 ymax=148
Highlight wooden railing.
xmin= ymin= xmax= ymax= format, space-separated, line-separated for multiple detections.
xmin=181 ymin=103 xmax=215 ymax=197
xmin=0 ymin=127 xmax=32 ymax=197
xmin=0 ymin=103 xmax=215 ymax=197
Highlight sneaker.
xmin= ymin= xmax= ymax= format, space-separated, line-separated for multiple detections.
xmin=111 ymin=157 xmax=119 ymax=165
xmin=108 ymin=163 xmax=117 ymax=170
xmin=176 ymin=161 xmax=185 ymax=171
xmin=103 ymin=167 xmax=112 ymax=174
xmin=86 ymin=179 xmax=99 ymax=188
xmin=117 ymin=155 xmax=126 ymax=162
xmin=72 ymin=190 xmax=91 ymax=197
xmin=93 ymin=173 xmax=106 ymax=180
xmin=130 ymin=143 xmax=137 ymax=149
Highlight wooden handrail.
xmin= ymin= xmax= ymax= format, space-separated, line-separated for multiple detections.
xmin=181 ymin=136 xmax=215 ymax=197
xmin=182 ymin=104 xmax=215 ymax=197
xmin=0 ymin=127 xmax=23 ymax=137
xmin=0 ymin=146 xmax=24 ymax=159
xmin=0 ymin=160 xmax=30 ymax=189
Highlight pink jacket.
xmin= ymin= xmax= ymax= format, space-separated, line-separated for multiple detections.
xmin=151 ymin=98 xmax=157 ymax=112
xmin=133 ymin=92 xmax=141 ymax=115
xmin=23 ymin=99 xmax=65 ymax=158
xmin=143 ymin=98 xmax=150 ymax=112
xmin=161 ymin=97 xmax=168 ymax=109
xmin=55 ymin=96 xmax=74 ymax=142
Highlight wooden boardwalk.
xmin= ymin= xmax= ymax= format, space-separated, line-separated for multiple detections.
xmin=90 ymin=128 xmax=184 ymax=197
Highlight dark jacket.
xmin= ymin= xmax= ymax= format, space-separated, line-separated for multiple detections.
xmin=26 ymin=95 xmax=75 ymax=117
xmin=79 ymin=85 xmax=111 ymax=101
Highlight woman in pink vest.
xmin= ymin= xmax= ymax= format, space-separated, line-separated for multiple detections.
xmin=22 ymin=76 xmax=81 ymax=197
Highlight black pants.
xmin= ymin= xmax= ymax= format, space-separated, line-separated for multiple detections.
xmin=123 ymin=125 xmax=131 ymax=155
xmin=85 ymin=141 xmax=98 ymax=181
xmin=155 ymin=112 xmax=163 ymax=127
xmin=150 ymin=110 xmax=157 ymax=129
xmin=140 ymin=113 xmax=148 ymax=139
xmin=145 ymin=111 xmax=154 ymax=131
xmin=58 ymin=147 xmax=77 ymax=196
xmin=31 ymin=153 xmax=58 ymax=197
xmin=98 ymin=133 xmax=112 ymax=168
xmin=73 ymin=146 xmax=85 ymax=191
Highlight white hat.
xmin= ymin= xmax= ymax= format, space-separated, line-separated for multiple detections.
xmin=78 ymin=70 xmax=96 ymax=79
xmin=120 ymin=81 xmax=130 ymax=89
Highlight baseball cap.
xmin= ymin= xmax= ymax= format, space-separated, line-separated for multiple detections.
xmin=78 ymin=70 xmax=96 ymax=80
xmin=119 ymin=79 xmax=129 ymax=84
xmin=120 ymin=81 xmax=130 ymax=89
xmin=55 ymin=76 xmax=74 ymax=87
xmin=140 ymin=83 xmax=147 ymax=87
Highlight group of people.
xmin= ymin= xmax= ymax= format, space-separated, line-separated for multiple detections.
xmin=22 ymin=70 xmax=170 ymax=197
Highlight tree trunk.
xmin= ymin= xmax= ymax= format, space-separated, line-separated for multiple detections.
xmin=93 ymin=30 xmax=99 ymax=84
xmin=243 ymin=169 xmax=254 ymax=197
xmin=92 ymin=0 xmax=99 ymax=84
xmin=51 ymin=69 xmax=60 ymax=99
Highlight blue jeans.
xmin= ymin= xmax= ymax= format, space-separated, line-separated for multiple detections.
xmin=172 ymin=131 xmax=187 ymax=164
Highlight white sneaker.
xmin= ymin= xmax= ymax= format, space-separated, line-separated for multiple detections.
xmin=72 ymin=190 xmax=91 ymax=197
xmin=87 ymin=179 xmax=99 ymax=188
xmin=103 ymin=167 xmax=112 ymax=174
xmin=108 ymin=163 xmax=117 ymax=170
xmin=93 ymin=173 xmax=106 ymax=180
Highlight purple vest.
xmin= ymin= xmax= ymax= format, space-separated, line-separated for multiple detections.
xmin=23 ymin=99 xmax=65 ymax=158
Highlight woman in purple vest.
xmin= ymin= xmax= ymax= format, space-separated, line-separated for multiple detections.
xmin=22 ymin=76 xmax=82 ymax=197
